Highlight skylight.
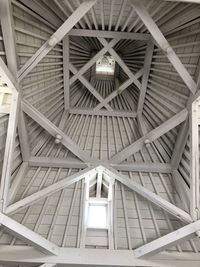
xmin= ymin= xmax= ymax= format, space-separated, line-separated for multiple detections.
xmin=96 ymin=56 xmax=115 ymax=75
xmin=87 ymin=204 xmax=107 ymax=229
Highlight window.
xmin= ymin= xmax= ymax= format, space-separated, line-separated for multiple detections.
xmin=87 ymin=204 xmax=107 ymax=229
xmin=96 ymin=56 xmax=115 ymax=75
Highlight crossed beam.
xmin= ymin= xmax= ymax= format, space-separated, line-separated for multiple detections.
xmin=0 ymin=0 xmax=199 ymax=260
xmin=4 ymin=165 xmax=199 ymax=260
xmin=69 ymin=37 xmax=144 ymax=110
xmin=69 ymin=37 xmax=144 ymax=111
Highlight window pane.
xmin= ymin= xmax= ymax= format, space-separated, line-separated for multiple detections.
xmin=87 ymin=205 xmax=107 ymax=228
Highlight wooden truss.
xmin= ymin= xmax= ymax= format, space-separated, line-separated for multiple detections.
xmin=0 ymin=0 xmax=200 ymax=266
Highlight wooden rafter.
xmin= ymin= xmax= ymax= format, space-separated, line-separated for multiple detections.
xmin=0 ymin=0 xmax=30 ymax=162
xmin=131 ymin=0 xmax=197 ymax=95
xmin=0 ymin=213 xmax=59 ymax=255
xmin=69 ymin=29 xmax=151 ymax=40
xmin=17 ymin=0 xmax=97 ymax=81
xmin=133 ymin=219 xmax=200 ymax=258
xmin=1 ymin=246 xmax=200 ymax=266
xmin=6 ymin=167 xmax=97 ymax=214
xmin=111 ymin=109 xmax=188 ymax=164
xmin=190 ymin=97 xmax=200 ymax=220
xmin=28 ymin=156 xmax=172 ymax=173
xmin=69 ymin=108 xmax=137 ymax=117
xmin=22 ymin=100 xmax=93 ymax=163
xmin=63 ymin=35 xmax=70 ymax=110
xmin=137 ymin=41 xmax=154 ymax=114
xmin=0 ymin=91 xmax=19 ymax=212
xmin=104 ymin=166 xmax=192 ymax=223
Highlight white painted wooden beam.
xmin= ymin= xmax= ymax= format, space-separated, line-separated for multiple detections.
xmin=8 ymin=162 xmax=29 ymax=205
xmin=0 ymin=91 xmax=19 ymax=212
xmin=111 ymin=162 xmax=172 ymax=173
xmin=0 ymin=246 xmax=200 ymax=266
xmin=131 ymin=0 xmax=197 ymax=95
xmin=63 ymin=35 xmax=70 ymax=110
xmin=28 ymin=157 xmax=171 ymax=173
xmin=137 ymin=42 xmax=154 ymax=114
xmin=6 ymin=167 xmax=97 ymax=214
xmin=0 ymin=0 xmax=30 ymax=162
xmin=172 ymin=170 xmax=190 ymax=211
xmin=0 ymin=0 xmax=18 ymax=77
xmin=69 ymin=108 xmax=137 ymax=117
xmin=17 ymin=0 xmax=97 ymax=81
xmin=104 ymin=166 xmax=193 ymax=223
xmin=69 ymin=63 xmax=113 ymax=111
xmin=96 ymin=169 xmax=103 ymax=198
xmin=137 ymin=113 xmax=148 ymax=136
xmin=111 ymin=109 xmax=188 ymax=164
xmin=171 ymin=118 xmax=189 ymax=170
xmin=29 ymin=157 xmax=87 ymax=169
xmin=133 ymin=220 xmax=200 ymax=258
xmin=22 ymin=100 xmax=93 ymax=163
xmin=0 ymin=213 xmax=59 ymax=255
xmin=69 ymin=29 xmax=151 ymax=40
xmin=0 ymin=58 xmax=18 ymax=93
xmin=190 ymin=97 xmax=200 ymax=220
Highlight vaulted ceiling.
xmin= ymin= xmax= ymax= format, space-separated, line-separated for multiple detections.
xmin=0 ymin=0 xmax=200 ymax=266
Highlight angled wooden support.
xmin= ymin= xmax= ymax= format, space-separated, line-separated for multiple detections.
xmin=0 ymin=0 xmax=30 ymax=161
xmin=0 ymin=0 xmax=18 ymax=77
xmin=22 ymin=100 xmax=93 ymax=163
xmin=94 ymin=68 xmax=144 ymax=111
xmin=190 ymin=97 xmax=200 ymax=220
xmin=69 ymin=63 xmax=113 ymax=111
xmin=0 ymin=58 xmax=18 ymax=93
xmin=17 ymin=0 xmax=97 ymax=81
xmin=0 ymin=59 xmax=30 ymax=161
xmin=111 ymin=109 xmax=188 ymax=164
xmin=104 ymin=166 xmax=193 ymax=223
xmin=133 ymin=220 xmax=200 ymax=258
xmin=69 ymin=38 xmax=119 ymax=85
xmin=0 ymin=91 xmax=19 ymax=212
xmin=171 ymin=118 xmax=189 ymax=170
xmin=0 ymin=213 xmax=59 ymax=255
xmin=137 ymin=41 xmax=154 ymax=114
xmin=8 ymin=162 xmax=29 ymax=205
xmin=137 ymin=113 xmax=148 ymax=136
xmin=172 ymin=170 xmax=190 ymax=212
xmin=97 ymin=38 xmax=142 ymax=89
xmin=131 ymin=0 xmax=197 ymax=95
xmin=63 ymin=35 xmax=70 ymax=110
xmin=6 ymin=167 xmax=97 ymax=214
xmin=96 ymin=169 xmax=103 ymax=198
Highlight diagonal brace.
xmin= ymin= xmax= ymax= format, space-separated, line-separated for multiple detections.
xmin=69 ymin=63 xmax=113 ymax=110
